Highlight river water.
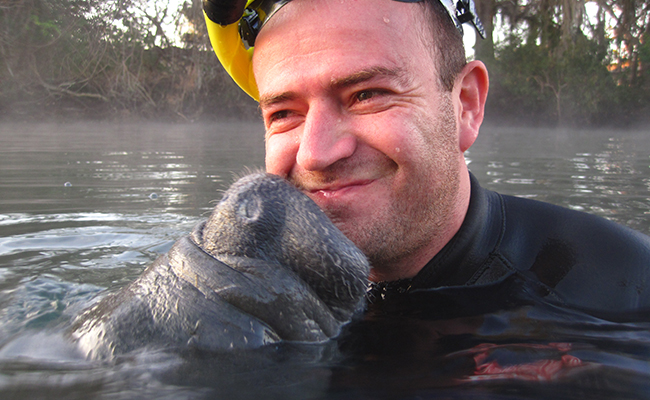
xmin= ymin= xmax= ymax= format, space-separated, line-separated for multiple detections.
xmin=1 ymin=121 xmax=649 ymax=399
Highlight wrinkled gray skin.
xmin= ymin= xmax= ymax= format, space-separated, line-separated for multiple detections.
xmin=71 ymin=172 xmax=370 ymax=359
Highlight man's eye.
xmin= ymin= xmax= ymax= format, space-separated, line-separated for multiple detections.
xmin=355 ymin=89 xmax=391 ymax=104
xmin=272 ymin=110 xmax=288 ymax=120
xmin=356 ymin=90 xmax=377 ymax=102
xmin=265 ymin=109 xmax=301 ymax=132
xmin=268 ymin=110 xmax=291 ymax=123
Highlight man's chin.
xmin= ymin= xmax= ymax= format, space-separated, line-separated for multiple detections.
xmin=323 ymin=209 xmax=384 ymax=254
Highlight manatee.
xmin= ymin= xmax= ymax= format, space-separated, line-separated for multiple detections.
xmin=70 ymin=172 xmax=370 ymax=359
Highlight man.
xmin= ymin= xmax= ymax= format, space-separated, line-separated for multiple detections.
xmin=203 ymin=0 xmax=650 ymax=316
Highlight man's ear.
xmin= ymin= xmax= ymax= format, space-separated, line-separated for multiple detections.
xmin=456 ymin=60 xmax=489 ymax=152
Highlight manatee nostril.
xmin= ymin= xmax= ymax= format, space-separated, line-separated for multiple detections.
xmin=237 ymin=197 xmax=262 ymax=222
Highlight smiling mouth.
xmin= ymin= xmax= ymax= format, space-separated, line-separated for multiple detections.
xmin=305 ymin=179 xmax=375 ymax=199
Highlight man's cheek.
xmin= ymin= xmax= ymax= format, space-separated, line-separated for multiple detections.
xmin=265 ymin=137 xmax=296 ymax=177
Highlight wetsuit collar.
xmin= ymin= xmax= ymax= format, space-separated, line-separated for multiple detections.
xmin=410 ymin=172 xmax=506 ymax=288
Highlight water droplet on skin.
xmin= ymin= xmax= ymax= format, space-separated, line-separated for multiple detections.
xmin=395 ymin=147 xmax=400 ymax=153
xmin=383 ymin=17 xmax=390 ymax=23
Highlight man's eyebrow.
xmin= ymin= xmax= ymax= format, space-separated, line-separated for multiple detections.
xmin=330 ymin=66 xmax=406 ymax=89
xmin=259 ymin=92 xmax=298 ymax=109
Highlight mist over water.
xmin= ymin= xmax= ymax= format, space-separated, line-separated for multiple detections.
xmin=469 ymin=126 xmax=650 ymax=234
xmin=1 ymin=122 xmax=650 ymax=399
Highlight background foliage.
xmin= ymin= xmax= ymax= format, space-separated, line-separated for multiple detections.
xmin=1 ymin=0 xmax=648 ymax=125
xmin=0 ymin=0 xmax=257 ymax=121
xmin=476 ymin=0 xmax=650 ymax=126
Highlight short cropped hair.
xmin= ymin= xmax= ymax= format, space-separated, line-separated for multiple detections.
xmin=419 ymin=0 xmax=467 ymax=91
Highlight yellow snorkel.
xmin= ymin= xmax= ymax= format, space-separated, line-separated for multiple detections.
xmin=204 ymin=0 xmax=259 ymax=100
xmin=203 ymin=0 xmax=485 ymax=102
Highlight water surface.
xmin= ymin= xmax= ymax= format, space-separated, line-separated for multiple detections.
xmin=1 ymin=122 xmax=649 ymax=399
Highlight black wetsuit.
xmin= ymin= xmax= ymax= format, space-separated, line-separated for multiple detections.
xmin=369 ymin=173 xmax=650 ymax=317
xmin=341 ymin=173 xmax=650 ymax=390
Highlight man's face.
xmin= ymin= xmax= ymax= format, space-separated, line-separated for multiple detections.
xmin=253 ymin=0 xmax=469 ymax=280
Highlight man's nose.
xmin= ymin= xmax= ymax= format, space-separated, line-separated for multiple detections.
xmin=296 ymin=103 xmax=356 ymax=171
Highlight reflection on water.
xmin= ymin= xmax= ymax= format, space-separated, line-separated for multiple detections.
xmin=0 ymin=121 xmax=266 ymax=215
xmin=467 ymin=126 xmax=650 ymax=234
xmin=1 ymin=122 xmax=650 ymax=399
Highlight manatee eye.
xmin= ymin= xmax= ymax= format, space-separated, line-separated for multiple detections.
xmin=237 ymin=197 xmax=262 ymax=223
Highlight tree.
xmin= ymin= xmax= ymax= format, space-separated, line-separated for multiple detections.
xmin=483 ymin=0 xmax=648 ymax=125
xmin=1 ymin=0 xmax=648 ymax=124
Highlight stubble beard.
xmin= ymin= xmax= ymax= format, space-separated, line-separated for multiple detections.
xmin=340 ymin=98 xmax=460 ymax=276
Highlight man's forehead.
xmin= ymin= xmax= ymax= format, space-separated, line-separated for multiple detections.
xmin=253 ymin=0 xmax=421 ymax=64
xmin=249 ymin=0 xmax=484 ymax=39
xmin=252 ymin=0 xmax=433 ymax=102
xmin=259 ymin=0 xmax=419 ymax=33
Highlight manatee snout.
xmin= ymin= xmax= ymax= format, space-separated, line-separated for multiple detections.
xmin=201 ymin=173 xmax=369 ymax=317
xmin=71 ymin=172 xmax=370 ymax=359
